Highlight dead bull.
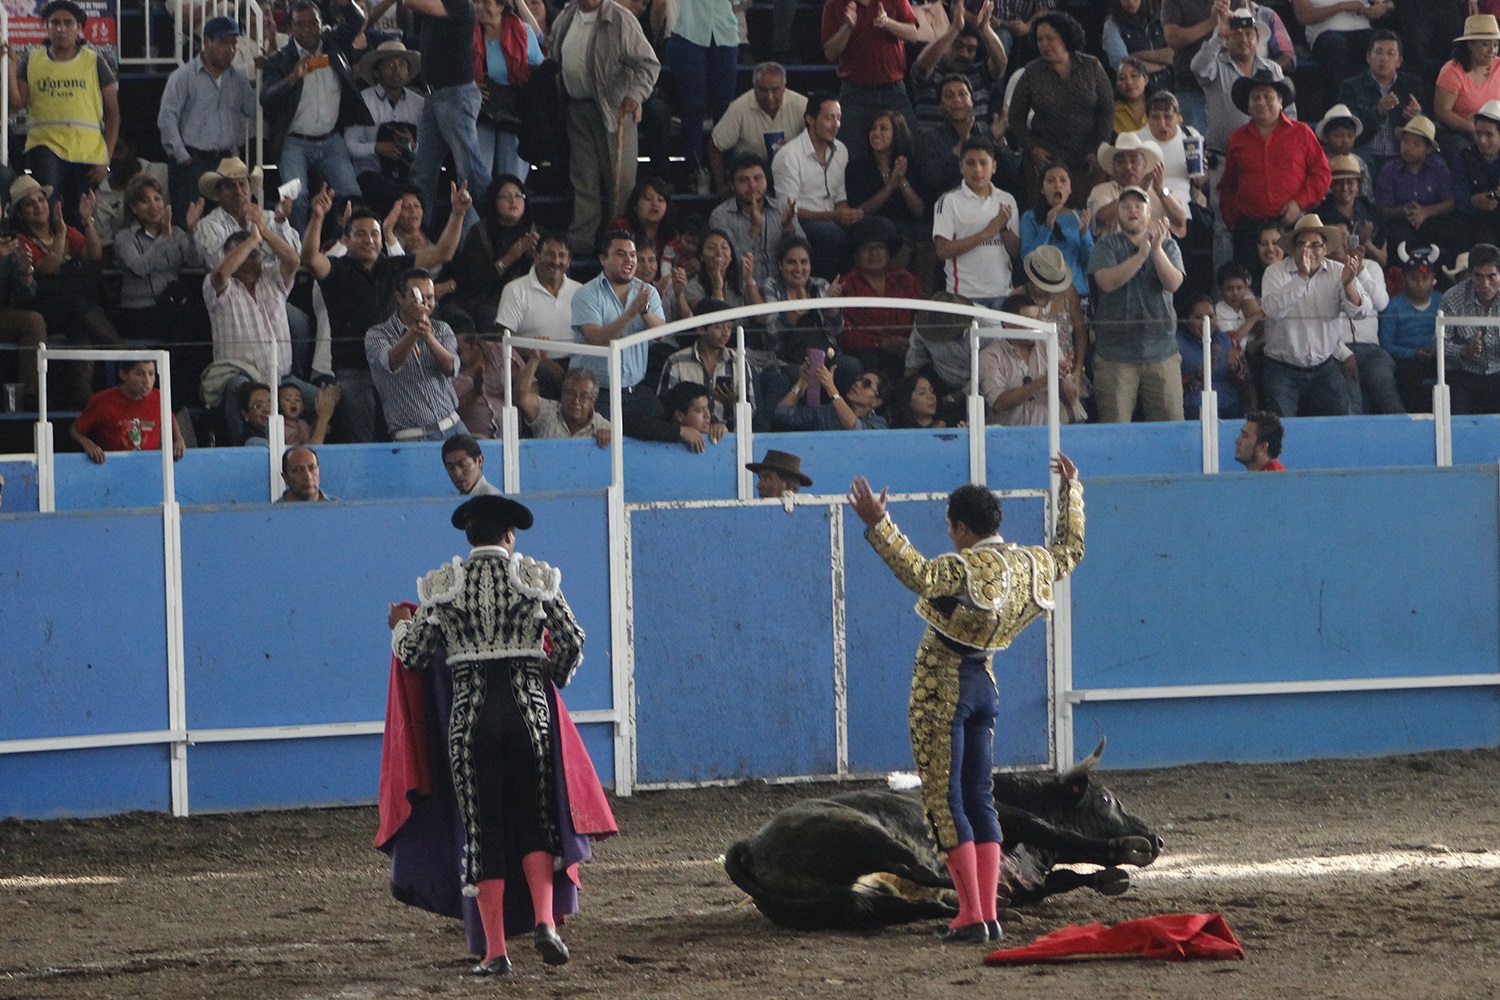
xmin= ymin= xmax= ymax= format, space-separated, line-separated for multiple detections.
xmin=723 ymin=739 xmax=1163 ymax=931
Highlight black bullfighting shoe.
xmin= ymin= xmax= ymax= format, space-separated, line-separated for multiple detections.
xmin=934 ymin=922 xmax=990 ymax=943
xmin=470 ymin=955 xmax=513 ymax=976
xmin=534 ymin=923 xmax=570 ymax=965
xmin=986 ymin=920 xmax=1003 ymax=942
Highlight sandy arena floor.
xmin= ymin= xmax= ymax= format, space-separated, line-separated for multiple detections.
xmin=4 ymin=748 xmax=1500 ymax=999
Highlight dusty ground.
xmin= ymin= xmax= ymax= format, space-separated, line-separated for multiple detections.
xmin=4 ymin=749 xmax=1500 ymax=1000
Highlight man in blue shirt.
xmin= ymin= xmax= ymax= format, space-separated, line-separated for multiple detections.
xmin=572 ymin=229 xmax=680 ymax=441
xmin=158 ymin=16 xmax=258 ymax=223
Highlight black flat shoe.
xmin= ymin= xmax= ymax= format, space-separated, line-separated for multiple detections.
xmin=986 ymin=920 xmax=1003 ymax=943
xmin=534 ymin=923 xmax=570 ymax=965
xmin=935 ymin=922 xmax=989 ymax=943
xmin=470 ymin=955 xmax=513 ymax=976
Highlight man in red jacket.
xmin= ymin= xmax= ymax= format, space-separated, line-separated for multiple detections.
xmin=1218 ymin=71 xmax=1330 ymax=281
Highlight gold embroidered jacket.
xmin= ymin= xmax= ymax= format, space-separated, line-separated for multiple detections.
xmin=865 ymin=482 xmax=1085 ymax=650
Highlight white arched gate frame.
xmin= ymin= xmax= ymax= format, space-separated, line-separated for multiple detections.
xmin=500 ymin=296 xmax=1071 ymax=792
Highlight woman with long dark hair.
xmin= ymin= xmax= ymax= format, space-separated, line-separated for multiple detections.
xmin=610 ymin=175 xmax=680 ymax=272
xmin=445 ymin=174 xmax=535 ymax=329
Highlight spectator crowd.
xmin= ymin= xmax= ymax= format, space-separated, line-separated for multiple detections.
xmin=16 ymin=0 xmax=1500 ymax=466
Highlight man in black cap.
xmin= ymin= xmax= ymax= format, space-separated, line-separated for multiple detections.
xmin=746 ymin=449 xmax=813 ymax=498
xmin=158 ymin=14 xmax=257 ymax=224
xmin=389 ymin=493 xmax=589 ymax=976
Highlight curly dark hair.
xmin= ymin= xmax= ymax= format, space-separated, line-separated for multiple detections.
xmin=1033 ymin=11 xmax=1087 ymax=54
xmin=947 ymin=483 xmax=1002 ymax=537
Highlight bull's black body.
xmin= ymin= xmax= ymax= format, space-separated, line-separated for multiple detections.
xmin=723 ymin=741 xmax=1163 ymax=931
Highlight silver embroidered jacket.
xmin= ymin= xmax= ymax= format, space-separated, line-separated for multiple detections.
xmin=393 ymin=546 xmax=585 ymax=684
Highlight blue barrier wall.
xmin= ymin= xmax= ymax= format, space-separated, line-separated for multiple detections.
xmin=1070 ymin=466 xmax=1500 ymax=767
xmin=7 ymin=427 xmax=1500 ymax=818
xmin=0 ymin=491 xmax=615 ymax=817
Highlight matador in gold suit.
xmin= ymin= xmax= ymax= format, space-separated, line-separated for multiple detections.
xmin=848 ymin=456 xmax=1085 ymax=943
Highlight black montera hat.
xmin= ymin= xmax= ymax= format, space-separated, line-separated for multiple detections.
xmin=451 ymin=494 xmax=534 ymax=532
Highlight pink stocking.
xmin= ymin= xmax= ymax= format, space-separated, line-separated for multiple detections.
xmin=474 ymin=879 xmax=507 ymax=961
xmin=522 ymin=851 xmax=557 ymax=927
xmin=944 ymin=840 xmax=983 ymax=929
xmin=974 ymin=841 xmax=1001 ymax=923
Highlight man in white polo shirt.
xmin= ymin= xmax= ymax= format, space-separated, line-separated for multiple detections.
xmin=496 ymin=229 xmax=583 ymax=399
xmin=933 ymin=137 xmax=1019 ymax=307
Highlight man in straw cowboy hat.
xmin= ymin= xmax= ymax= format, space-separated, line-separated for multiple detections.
xmin=194 ymin=155 xmax=302 ymax=267
xmin=1258 ymin=213 xmax=1371 ymax=416
xmin=158 ymin=15 xmax=258 ymax=225
xmin=1318 ymin=153 xmax=1384 ymax=266
xmin=1088 ymin=132 xmax=1186 ymax=239
xmin=347 ymin=40 xmax=424 ymax=209
xmin=1219 ymin=69 xmax=1329 ymax=278
xmin=746 ymin=448 xmax=812 ymax=498
xmin=1374 ymin=114 xmax=1458 ymax=256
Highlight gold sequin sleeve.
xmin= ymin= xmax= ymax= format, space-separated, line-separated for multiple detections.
xmin=1047 ymin=480 xmax=1085 ymax=579
xmin=865 ymin=515 xmax=970 ymax=600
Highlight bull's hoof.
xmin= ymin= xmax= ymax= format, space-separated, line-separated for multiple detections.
xmin=935 ymin=922 xmax=990 ymax=943
xmin=1112 ymin=836 xmax=1158 ymax=866
xmin=471 ymin=955 xmax=513 ymax=976
xmin=534 ymin=923 xmax=570 ymax=965
xmin=1092 ymin=867 xmax=1131 ymax=896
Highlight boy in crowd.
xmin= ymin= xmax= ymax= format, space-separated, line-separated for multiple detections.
xmin=70 ymin=359 xmax=186 ymax=463
xmin=1379 ymin=248 xmax=1441 ymax=413
xmin=933 ymin=138 xmax=1019 ymax=308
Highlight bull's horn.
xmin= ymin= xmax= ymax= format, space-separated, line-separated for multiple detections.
xmin=1062 ymin=737 xmax=1106 ymax=780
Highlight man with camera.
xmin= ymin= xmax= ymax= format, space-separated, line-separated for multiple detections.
xmin=261 ymin=0 xmax=372 ymax=230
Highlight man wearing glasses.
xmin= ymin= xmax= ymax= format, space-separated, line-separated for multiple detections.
xmin=1258 ymin=214 xmax=1370 ymax=416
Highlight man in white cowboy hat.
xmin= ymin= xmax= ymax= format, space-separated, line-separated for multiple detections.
xmin=1220 ymin=70 xmax=1329 ymax=276
xmin=1456 ymin=99 xmax=1500 ymax=247
xmin=1374 ymin=114 xmax=1457 ymax=255
xmin=346 ymin=40 xmax=424 ymax=187
xmin=1087 ymin=133 xmax=1186 ymax=239
xmin=1190 ymin=4 xmax=1288 ymax=160
xmin=194 ymin=156 xmax=302 ymax=267
xmin=158 ymin=15 xmax=256 ymax=225
xmin=260 ymin=0 xmax=373 ymax=230
xmin=1315 ymin=103 xmax=1370 ymax=196
xmin=1336 ymin=30 xmax=1423 ymax=174
xmin=1258 ymin=213 xmax=1370 ymax=416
